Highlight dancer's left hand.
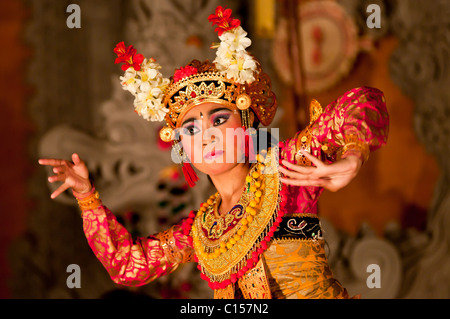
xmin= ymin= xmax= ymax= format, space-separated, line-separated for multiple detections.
xmin=278 ymin=149 xmax=363 ymax=192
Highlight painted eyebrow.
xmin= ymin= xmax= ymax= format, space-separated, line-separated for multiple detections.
xmin=181 ymin=108 xmax=232 ymax=126
xmin=208 ymin=107 xmax=232 ymax=117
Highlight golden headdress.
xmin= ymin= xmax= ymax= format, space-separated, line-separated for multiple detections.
xmin=114 ymin=6 xmax=277 ymax=139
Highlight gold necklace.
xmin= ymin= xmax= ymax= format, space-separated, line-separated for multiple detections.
xmin=182 ymin=148 xmax=283 ymax=290
xmin=192 ymin=156 xmax=265 ymax=259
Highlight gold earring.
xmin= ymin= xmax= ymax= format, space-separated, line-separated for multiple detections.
xmin=241 ymin=109 xmax=251 ymax=129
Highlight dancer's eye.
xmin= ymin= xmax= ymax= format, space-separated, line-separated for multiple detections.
xmin=182 ymin=125 xmax=200 ymax=136
xmin=212 ymin=114 xmax=230 ymax=127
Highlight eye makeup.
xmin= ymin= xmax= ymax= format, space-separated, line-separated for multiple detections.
xmin=181 ymin=121 xmax=201 ymax=136
xmin=180 ymin=107 xmax=235 ymax=135
xmin=210 ymin=112 xmax=231 ymax=127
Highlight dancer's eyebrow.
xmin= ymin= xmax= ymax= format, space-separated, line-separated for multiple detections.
xmin=208 ymin=108 xmax=232 ymax=117
xmin=181 ymin=117 xmax=197 ymax=127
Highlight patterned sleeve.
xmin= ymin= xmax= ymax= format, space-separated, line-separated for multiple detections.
xmin=82 ymin=204 xmax=194 ymax=287
xmin=281 ymin=86 xmax=389 ymax=167
xmin=311 ymin=86 xmax=389 ymax=163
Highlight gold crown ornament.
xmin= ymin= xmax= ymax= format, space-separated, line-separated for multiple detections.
xmin=161 ymin=59 xmax=276 ymax=131
xmin=113 ymin=6 xmax=277 ymax=186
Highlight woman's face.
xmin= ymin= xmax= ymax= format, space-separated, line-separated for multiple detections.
xmin=178 ymin=102 xmax=245 ymax=176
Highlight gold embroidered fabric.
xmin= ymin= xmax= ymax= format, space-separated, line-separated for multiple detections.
xmin=293 ymin=128 xmax=313 ymax=166
xmin=308 ymin=99 xmax=323 ymax=124
xmin=294 ymin=87 xmax=389 ymax=165
xmin=212 ymin=257 xmax=272 ymax=299
xmin=156 ymin=225 xmax=194 ymax=264
xmin=192 ymin=147 xmax=280 ymax=284
xmin=264 ymin=239 xmax=350 ymax=299
xmin=238 ymin=257 xmax=272 ymax=299
xmin=281 ymin=99 xmax=325 ymax=167
xmin=82 ymin=206 xmax=193 ymax=286
xmin=213 ymin=284 xmax=235 ymax=299
xmin=340 ymin=134 xmax=370 ymax=163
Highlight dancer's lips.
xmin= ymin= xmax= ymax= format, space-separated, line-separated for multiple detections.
xmin=204 ymin=150 xmax=224 ymax=161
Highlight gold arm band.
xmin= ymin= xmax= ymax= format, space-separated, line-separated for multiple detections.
xmin=77 ymin=191 xmax=102 ymax=211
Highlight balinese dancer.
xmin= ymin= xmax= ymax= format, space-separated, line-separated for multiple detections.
xmin=39 ymin=6 xmax=389 ymax=299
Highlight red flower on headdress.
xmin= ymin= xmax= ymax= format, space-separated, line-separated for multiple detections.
xmin=173 ymin=65 xmax=198 ymax=83
xmin=114 ymin=41 xmax=145 ymax=71
xmin=208 ymin=6 xmax=240 ymax=36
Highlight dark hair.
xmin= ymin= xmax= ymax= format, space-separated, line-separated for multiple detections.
xmin=248 ymin=109 xmax=278 ymax=154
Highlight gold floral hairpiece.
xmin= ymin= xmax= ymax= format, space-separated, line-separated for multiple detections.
xmin=113 ymin=6 xmax=277 ymax=188
xmin=114 ymin=6 xmax=276 ymax=139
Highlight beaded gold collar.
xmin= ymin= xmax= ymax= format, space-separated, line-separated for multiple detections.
xmin=190 ymin=147 xmax=281 ymax=289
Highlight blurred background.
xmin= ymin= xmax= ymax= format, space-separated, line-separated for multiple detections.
xmin=1 ymin=0 xmax=449 ymax=299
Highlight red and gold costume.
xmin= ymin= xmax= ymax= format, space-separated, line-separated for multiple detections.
xmin=77 ymin=7 xmax=389 ymax=299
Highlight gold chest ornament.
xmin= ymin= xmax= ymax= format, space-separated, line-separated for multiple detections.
xmin=182 ymin=147 xmax=283 ymax=298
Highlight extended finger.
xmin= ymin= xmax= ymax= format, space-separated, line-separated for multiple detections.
xmin=50 ymin=183 xmax=69 ymax=199
xmin=52 ymin=166 xmax=66 ymax=174
xmin=280 ymin=160 xmax=315 ymax=174
xmin=38 ymin=158 xmax=67 ymax=167
xmin=48 ymin=173 xmax=66 ymax=183
xmin=278 ymin=165 xmax=310 ymax=180
xmin=279 ymin=166 xmax=324 ymax=183
xmin=279 ymin=176 xmax=325 ymax=187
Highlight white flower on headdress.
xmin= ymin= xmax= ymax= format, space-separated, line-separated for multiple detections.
xmin=214 ymin=44 xmax=233 ymax=69
xmin=120 ymin=68 xmax=141 ymax=95
xmin=218 ymin=26 xmax=251 ymax=52
xmin=224 ymin=51 xmax=257 ymax=84
xmin=134 ymin=97 xmax=168 ymax=122
xmin=117 ymin=54 xmax=170 ymax=122
xmin=140 ymin=58 xmax=163 ymax=81
xmin=212 ymin=26 xmax=257 ymax=84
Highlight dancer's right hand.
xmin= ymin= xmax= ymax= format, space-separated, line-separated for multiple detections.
xmin=38 ymin=153 xmax=92 ymax=199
